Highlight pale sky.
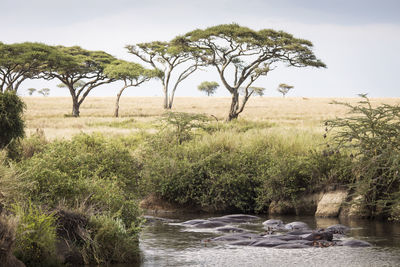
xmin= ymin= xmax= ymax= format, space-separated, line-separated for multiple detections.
xmin=2 ymin=0 xmax=400 ymax=97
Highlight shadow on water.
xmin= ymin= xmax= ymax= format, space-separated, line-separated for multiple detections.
xmin=113 ymin=214 xmax=400 ymax=267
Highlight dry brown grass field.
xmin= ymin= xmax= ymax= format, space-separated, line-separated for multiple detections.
xmin=23 ymin=96 xmax=400 ymax=140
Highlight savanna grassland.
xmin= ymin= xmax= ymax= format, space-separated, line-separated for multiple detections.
xmin=1 ymin=95 xmax=400 ymax=266
xmin=23 ymin=96 xmax=400 ymax=139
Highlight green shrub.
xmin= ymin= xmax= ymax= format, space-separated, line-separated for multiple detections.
xmin=142 ymin=130 xmax=271 ymax=212
xmin=13 ymin=203 xmax=58 ymax=266
xmin=0 ymin=91 xmax=25 ymax=149
xmin=0 ymin=151 xmax=30 ymax=208
xmin=82 ymin=215 xmax=140 ymax=264
xmin=18 ymin=133 xmax=141 ymax=227
xmin=327 ymin=95 xmax=400 ymax=218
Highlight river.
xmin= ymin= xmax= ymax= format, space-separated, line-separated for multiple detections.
xmin=131 ymin=214 xmax=400 ymax=267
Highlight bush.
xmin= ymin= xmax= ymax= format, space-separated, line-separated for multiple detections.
xmin=142 ymin=130 xmax=271 ymax=212
xmin=18 ymin=133 xmax=141 ymax=227
xmin=0 ymin=91 xmax=25 ymax=149
xmin=82 ymin=215 xmax=140 ymax=264
xmin=13 ymin=203 xmax=58 ymax=266
xmin=327 ymin=95 xmax=400 ymax=219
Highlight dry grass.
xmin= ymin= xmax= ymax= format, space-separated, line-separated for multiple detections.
xmin=23 ymin=96 xmax=400 ymax=140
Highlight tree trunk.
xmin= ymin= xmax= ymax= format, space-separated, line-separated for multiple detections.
xmin=114 ymin=87 xmax=126 ymax=118
xmin=227 ymin=91 xmax=239 ymax=121
xmin=72 ymin=97 xmax=80 ymax=117
xmin=163 ymin=86 xmax=169 ymax=109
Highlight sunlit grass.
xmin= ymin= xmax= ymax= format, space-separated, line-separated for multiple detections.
xmin=23 ymin=96 xmax=400 ymax=140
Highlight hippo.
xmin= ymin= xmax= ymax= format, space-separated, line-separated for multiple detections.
xmin=287 ymin=230 xmax=313 ymax=236
xmin=262 ymin=219 xmax=284 ymax=228
xmin=220 ymin=214 xmax=260 ymax=221
xmin=312 ymin=240 xmax=336 ymax=248
xmin=326 ymin=224 xmax=350 ymax=234
xmin=270 ymin=234 xmax=302 ymax=241
xmin=210 ymin=214 xmax=259 ymax=224
xmin=216 ymin=226 xmax=247 ymax=233
xmin=303 ymin=231 xmax=333 ymax=242
xmin=212 ymin=233 xmax=261 ymax=242
xmin=182 ymin=219 xmax=209 ymax=225
xmin=209 ymin=217 xmax=248 ymax=224
xmin=341 ymin=239 xmax=372 ymax=247
xmin=274 ymin=243 xmax=310 ymax=249
xmin=229 ymin=239 xmax=257 ymax=246
xmin=251 ymin=239 xmax=289 ymax=247
xmin=287 ymin=239 xmax=314 ymax=246
xmin=284 ymin=221 xmax=310 ymax=230
xmin=194 ymin=221 xmax=227 ymax=228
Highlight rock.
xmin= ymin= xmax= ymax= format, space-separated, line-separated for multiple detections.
xmin=347 ymin=195 xmax=371 ymax=219
xmin=342 ymin=239 xmax=372 ymax=247
xmin=294 ymin=192 xmax=324 ymax=215
xmin=0 ymin=216 xmax=25 ymax=267
xmin=315 ymin=190 xmax=348 ymax=217
xmin=268 ymin=201 xmax=296 ymax=215
xmin=390 ymin=203 xmax=400 ymax=222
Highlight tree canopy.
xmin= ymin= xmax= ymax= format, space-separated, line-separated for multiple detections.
xmin=126 ymin=39 xmax=200 ymax=109
xmin=0 ymin=91 xmax=25 ymax=149
xmin=277 ymin=83 xmax=294 ymax=97
xmin=0 ymin=42 xmax=56 ymax=92
xmin=104 ymin=60 xmax=158 ymax=117
xmin=198 ymin=81 xmax=219 ymax=96
xmin=184 ymin=23 xmax=326 ymax=120
xmin=42 ymin=46 xmax=117 ymax=116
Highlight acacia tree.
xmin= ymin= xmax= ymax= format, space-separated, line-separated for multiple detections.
xmin=104 ymin=60 xmax=158 ymax=117
xmin=0 ymin=42 xmax=55 ymax=92
xmin=126 ymin=39 xmax=200 ymax=109
xmin=43 ymin=46 xmax=116 ymax=117
xmin=277 ymin=83 xmax=294 ymax=97
xmin=27 ymin=88 xmax=36 ymax=95
xmin=184 ymin=24 xmax=326 ymax=121
xmin=198 ymin=81 xmax=219 ymax=96
xmin=38 ymin=88 xmax=50 ymax=97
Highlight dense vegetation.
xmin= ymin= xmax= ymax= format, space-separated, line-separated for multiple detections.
xmin=1 ymin=93 xmax=400 ymax=266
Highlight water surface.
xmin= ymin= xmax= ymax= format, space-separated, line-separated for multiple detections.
xmin=137 ymin=214 xmax=400 ymax=267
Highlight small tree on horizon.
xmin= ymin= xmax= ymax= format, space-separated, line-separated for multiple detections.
xmin=277 ymin=83 xmax=294 ymax=98
xmin=27 ymin=88 xmax=36 ymax=96
xmin=198 ymin=81 xmax=219 ymax=96
xmin=38 ymin=88 xmax=50 ymax=97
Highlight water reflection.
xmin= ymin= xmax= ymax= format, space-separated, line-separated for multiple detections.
xmin=137 ymin=214 xmax=400 ymax=267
